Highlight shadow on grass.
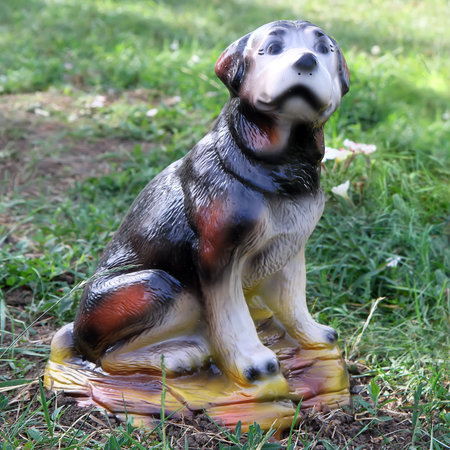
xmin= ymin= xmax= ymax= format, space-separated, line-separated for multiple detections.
xmin=1 ymin=0 xmax=447 ymax=59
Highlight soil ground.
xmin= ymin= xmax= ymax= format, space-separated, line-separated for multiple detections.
xmin=0 ymin=91 xmax=153 ymax=199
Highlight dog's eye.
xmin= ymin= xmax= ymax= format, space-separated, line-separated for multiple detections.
xmin=315 ymin=42 xmax=329 ymax=54
xmin=266 ymin=42 xmax=283 ymax=55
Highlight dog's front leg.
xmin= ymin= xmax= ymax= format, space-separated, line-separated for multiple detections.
xmin=202 ymin=262 xmax=282 ymax=386
xmin=262 ymin=248 xmax=338 ymax=349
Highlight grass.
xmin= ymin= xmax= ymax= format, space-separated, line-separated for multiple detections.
xmin=0 ymin=0 xmax=449 ymax=447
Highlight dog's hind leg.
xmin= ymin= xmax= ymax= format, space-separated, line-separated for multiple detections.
xmin=73 ymin=270 xmax=205 ymax=373
xmin=98 ymin=290 xmax=209 ymax=375
xmin=100 ymin=332 xmax=211 ymax=376
xmin=259 ymin=248 xmax=338 ymax=349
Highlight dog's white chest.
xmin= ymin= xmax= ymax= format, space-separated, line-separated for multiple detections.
xmin=243 ymin=191 xmax=324 ymax=288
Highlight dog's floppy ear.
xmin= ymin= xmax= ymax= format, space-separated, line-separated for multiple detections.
xmin=338 ymin=52 xmax=350 ymax=96
xmin=215 ymin=33 xmax=251 ymax=97
xmin=331 ymin=37 xmax=350 ymax=96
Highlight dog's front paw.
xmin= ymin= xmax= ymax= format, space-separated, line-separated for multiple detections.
xmin=324 ymin=327 xmax=338 ymax=344
xmin=243 ymin=355 xmax=280 ymax=382
xmin=230 ymin=345 xmax=281 ymax=385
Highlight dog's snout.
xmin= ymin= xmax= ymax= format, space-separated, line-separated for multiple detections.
xmin=294 ymin=53 xmax=317 ymax=73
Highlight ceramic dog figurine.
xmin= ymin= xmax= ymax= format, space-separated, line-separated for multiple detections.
xmin=72 ymin=19 xmax=349 ymax=386
xmin=46 ymin=20 xmax=350 ymax=429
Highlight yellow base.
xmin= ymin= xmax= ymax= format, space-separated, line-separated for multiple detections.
xmin=44 ymin=318 xmax=350 ymax=432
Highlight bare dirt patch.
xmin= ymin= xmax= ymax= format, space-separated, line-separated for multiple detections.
xmin=0 ymin=91 xmax=152 ymax=198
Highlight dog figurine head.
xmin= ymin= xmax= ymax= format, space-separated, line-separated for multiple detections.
xmin=216 ymin=20 xmax=349 ymax=128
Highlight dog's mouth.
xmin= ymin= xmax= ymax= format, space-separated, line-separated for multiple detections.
xmin=257 ymin=85 xmax=325 ymax=112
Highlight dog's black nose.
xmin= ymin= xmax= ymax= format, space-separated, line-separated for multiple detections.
xmin=294 ymin=53 xmax=317 ymax=72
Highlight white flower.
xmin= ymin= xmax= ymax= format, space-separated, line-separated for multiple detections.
xmin=323 ymin=146 xmax=352 ymax=162
xmin=371 ymin=45 xmax=381 ymax=56
xmin=163 ymin=96 xmax=181 ymax=107
xmin=34 ymin=108 xmax=50 ymax=117
xmin=323 ymin=140 xmax=376 ymax=164
xmin=190 ymin=54 xmax=200 ymax=64
xmin=343 ymin=139 xmax=377 ymax=155
xmin=386 ymin=256 xmax=402 ymax=267
xmin=89 ymin=95 xmax=106 ymax=108
xmin=146 ymin=108 xmax=158 ymax=117
xmin=170 ymin=40 xmax=179 ymax=51
xmin=331 ymin=180 xmax=350 ymax=200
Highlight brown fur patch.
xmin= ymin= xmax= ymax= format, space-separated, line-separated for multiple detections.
xmin=85 ymin=284 xmax=152 ymax=337
xmin=196 ymin=200 xmax=231 ymax=270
